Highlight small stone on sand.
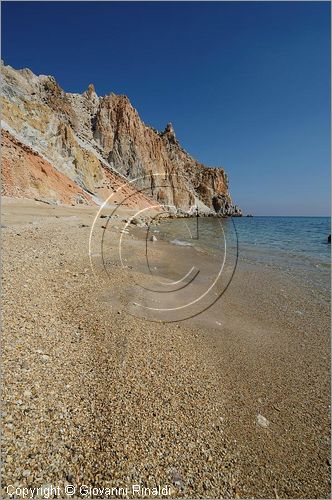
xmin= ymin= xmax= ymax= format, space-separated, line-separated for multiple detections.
xmin=257 ymin=414 xmax=270 ymax=428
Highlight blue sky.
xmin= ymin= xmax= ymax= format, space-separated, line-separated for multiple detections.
xmin=2 ymin=1 xmax=330 ymax=215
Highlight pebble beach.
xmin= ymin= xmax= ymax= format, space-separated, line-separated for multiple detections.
xmin=2 ymin=198 xmax=330 ymax=499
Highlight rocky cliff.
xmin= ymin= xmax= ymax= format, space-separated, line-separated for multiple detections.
xmin=1 ymin=62 xmax=241 ymax=215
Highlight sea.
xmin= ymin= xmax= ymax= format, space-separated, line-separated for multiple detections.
xmin=151 ymin=216 xmax=331 ymax=300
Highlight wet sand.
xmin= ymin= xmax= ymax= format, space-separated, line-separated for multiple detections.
xmin=2 ymin=198 xmax=330 ymax=498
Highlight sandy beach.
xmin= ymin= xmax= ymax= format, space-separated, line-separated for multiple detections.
xmin=2 ymin=198 xmax=330 ymax=499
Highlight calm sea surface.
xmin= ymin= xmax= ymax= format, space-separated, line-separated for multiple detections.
xmin=153 ymin=216 xmax=331 ymax=298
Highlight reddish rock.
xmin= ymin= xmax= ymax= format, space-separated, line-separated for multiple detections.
xmin=1 ymin=61 xmax=240 ymax=214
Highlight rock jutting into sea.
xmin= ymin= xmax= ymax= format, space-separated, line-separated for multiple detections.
xmin=1 ymin=61 xmax=241 ymax=216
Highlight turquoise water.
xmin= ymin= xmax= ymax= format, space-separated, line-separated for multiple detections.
xmin=153 ymin=216 xmax=331 ymax=296
xmin=232 ymin=216 xmax=330 ymax=294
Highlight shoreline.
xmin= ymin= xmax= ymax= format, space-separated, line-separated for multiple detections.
xmin=2 ymin=198 xmax=330 ymax=498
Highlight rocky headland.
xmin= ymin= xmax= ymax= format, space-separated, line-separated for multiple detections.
xmin=1 ymin=61 xmax=241 ymax=216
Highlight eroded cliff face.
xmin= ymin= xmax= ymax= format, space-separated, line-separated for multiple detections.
xmin=1 ymin=62 xmax=241 ymax=214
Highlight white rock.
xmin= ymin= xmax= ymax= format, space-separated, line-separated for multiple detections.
xmin=150 ymin=235 xmax=157 ymax=242
xmin=257 ymin=414 xmax=270 ymax=428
